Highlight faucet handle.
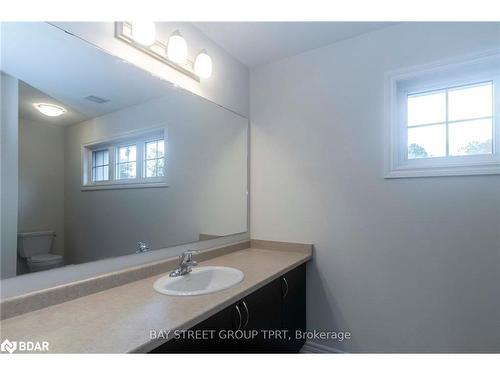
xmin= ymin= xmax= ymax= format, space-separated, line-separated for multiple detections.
xmin=180 ymin=250 xmax=198 ymax=265
xmin=182 ymin=250 xmax=198 ymax=257
xmin=136 ymin=241 xmax=150 ymax=253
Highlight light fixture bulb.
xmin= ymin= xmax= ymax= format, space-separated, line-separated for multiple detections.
xmin=130 ymin=21 xmax=156 ymax=46
xmin=33 ymin=103 xmax=66 ymax=117
xmin=167 ymin=30 xmax=188 ymax=64
xmin=194 ymin=50 xmax=213 ymax=78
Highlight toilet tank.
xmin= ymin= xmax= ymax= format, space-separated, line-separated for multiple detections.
xmin=17 ymin=231 xmax=55 ymax=258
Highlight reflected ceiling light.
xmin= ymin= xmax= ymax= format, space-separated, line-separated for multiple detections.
xmin=130 ymin=21 xmax=156 ymax=46
xmin=33 ymin=103 xmax=66 ymax=117
xmin=167 ymin=30 xmax=188 ymax=64
xmin=194 ymin=50 xmax=213 ymax=78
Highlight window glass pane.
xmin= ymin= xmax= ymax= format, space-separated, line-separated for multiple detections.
xmin=408 ymin=124 xmax=446 ymax=159
xmin=144 ymin=139 xmax=165 ymax=179
xmin=96 ymin=151 xmax=103 ymax=165
xmin=448 ymin=82 xmax=493 ymax=121
xmin=146 ymin=141 xmax=157 ymax=160
xmin=449 ymin=119 xmax=493 ymax=156
xmin=117 ymin=145 xmax=137 ymax=180
xmin=129 ymin=146 xmax=136 ymax=161
xmin=146 ymin=160 xmax=156 ymax=177
xmin=128 ymin=163 xmax=137 ymax=178
xmin=97 ymin=166 xmax=104 ymax=181
xmin=119 ymin=145 xmax=136 ymax=163
xmin=118 ymin=162 xmax=136 ymax=179
xmin=157 ymin=158 xmax=164 ymax=177
xmin=407 ymin=91 xmax=446 ymax=126
xmin=118 ymin=164 xmax=127 ymax=179
xmin=157 ymin=141 xmax=164 ymax=158
xmin=119 ymin=148 xmax=127 ymax=163
xmin=91 ymin=149 xmax=109 ymax=182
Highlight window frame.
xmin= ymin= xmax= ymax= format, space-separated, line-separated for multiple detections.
xmin=115 ymin=143 xmax=138 ymax=181
xmin=91 ymin=148 xmax=110 ymax=182
xmin=143 ymin=138 xmax=166 ymax=179
xmin=81 ymin=126 xmax=168 ymax=190
xmin=385 ymin=50 xmax=500 ymax=178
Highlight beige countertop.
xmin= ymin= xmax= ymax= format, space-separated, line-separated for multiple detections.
xmin=0 ymin=246 xmax=311 ymax=353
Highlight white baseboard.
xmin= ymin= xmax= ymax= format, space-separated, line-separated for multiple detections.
xmin=300 ymin=340 xmax=347 ymax=354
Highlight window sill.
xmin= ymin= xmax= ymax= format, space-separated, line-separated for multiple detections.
xmin=385 ymin=158 xmax=500 ymax=178
xmin=81 ymin=182 xmax=169 ymax=191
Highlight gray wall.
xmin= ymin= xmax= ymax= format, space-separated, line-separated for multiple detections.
xmin=64 ymin=90 xmax=247 ymax=265
xmin=1 ymin=73 xmax=18 ymax=279
xmin=18 ymin=118 xmax=65 ymax=256
xmin=250 ymin=22 xmax=500 ymax=352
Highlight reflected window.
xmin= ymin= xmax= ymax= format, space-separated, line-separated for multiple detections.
xmin=116 ymin=145 xmax=137 ymax=179
xmin=91 ymin=149 xmax=109 ymax=182
xmin=145 ymin=139 xmax=165 ymax=178
xmin=407 ymin=82 xmax=493 ymax=159
xmin=82 ymin=127 xmax=167 ymax=190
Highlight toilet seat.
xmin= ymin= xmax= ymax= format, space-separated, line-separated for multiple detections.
xmin=29 ymin=253 xmax=63 ymax=264
xmin=27 ymin=253 xmax=64 ymax=271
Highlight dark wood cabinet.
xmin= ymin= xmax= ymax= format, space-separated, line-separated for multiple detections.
xmin=149 ymin=263 xmax=306 ymax=354
xmin=238 ymin=277 xmax=282 ymax=352
xmin=279 ymin=263 xmax=307 ymax=352
xmin=149 ymin=302 xmax=243 ymax=353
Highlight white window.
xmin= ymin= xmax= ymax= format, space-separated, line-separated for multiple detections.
xmin=91 ymin=149 xmax=109 ymax=182
xmin=116 ymin=144 xmax=137 ymax=180
xmin=144 ymin=139 xmax=165 ymax=178
xmin=385 ymin=51 xmax=500 ymax=178
xmin=82 ymin=127 xmax=167 ymax=190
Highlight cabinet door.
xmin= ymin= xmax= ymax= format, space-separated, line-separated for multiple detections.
xmin=280 ymin=264 xmax=306 ymax=352
xmin=239 ymin=278 xmax=282 ymax=352
xmin=149 ymin=302 xmax=241 ymax=353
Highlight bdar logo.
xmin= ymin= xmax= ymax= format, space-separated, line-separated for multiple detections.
xmin=1 ymin=339 xmax=17 ymax=353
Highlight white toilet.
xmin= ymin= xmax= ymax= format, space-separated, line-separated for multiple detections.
xmin=17 ymin=231 xmax=64 ymax=272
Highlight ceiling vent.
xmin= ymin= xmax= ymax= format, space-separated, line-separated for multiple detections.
xmin=85 ymin=95 xmax=110 ymax=104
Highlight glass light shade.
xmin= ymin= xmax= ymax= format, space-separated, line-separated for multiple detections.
xmin=167 ymin=31 xmax=188 ymax=64
xmin=33 ymin=103 xmax=66 ymax=117
xmin=130 ymin=21 xmax=156 ymax=46
xmin=194 ymin=50 xmax=213 ymax=78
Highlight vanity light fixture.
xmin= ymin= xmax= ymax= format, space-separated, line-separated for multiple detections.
xmin=167 ymin=30 xmax=188 ymax=64
xmin=130 ymin=21 xmax=156 ymax=46
xmin=115 ymin=22 xmax=210 ymax=82
xmin=33 ymin=103 xmax=66 ymax=117
xmin=194 ymin=50 xmax=213 ymax=78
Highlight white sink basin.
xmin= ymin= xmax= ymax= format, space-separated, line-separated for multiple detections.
xmin=153 ymin=266 xmax=244 ymax=296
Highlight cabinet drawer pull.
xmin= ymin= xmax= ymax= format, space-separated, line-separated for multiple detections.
xmin=241 ymin=301 xmax=250 ymax=328
xmin=234 ymin=304 xmax=242 ymax=330
xmin=282 ymin=276 xmax=289 ymax=298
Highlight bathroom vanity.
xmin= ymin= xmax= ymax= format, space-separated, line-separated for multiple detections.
xmin=150 ymin=263 xmax=306 ymax=353
xmin=0 ymin=240 xmax=312 ymax=353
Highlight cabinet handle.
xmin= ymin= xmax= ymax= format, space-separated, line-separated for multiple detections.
xmin=241 ymin=301 xmax=250 ymax=328
xmin=282 ymin=276 xmax=289 ymax=298
xmin=234 ymin=304 xmax=242 ymax=330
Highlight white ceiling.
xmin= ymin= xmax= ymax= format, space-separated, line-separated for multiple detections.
xmin=192 ymin=22 xmax=397 ymax=68
xmin=2 ymin=22 xmax=177 ymax=124
xmin=18 ymin=81 xmax=89 ymax=126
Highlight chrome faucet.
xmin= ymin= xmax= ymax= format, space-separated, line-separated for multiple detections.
xmin=169 ymin=250 xmax=198 ymax=277
xmin=136 ymin=241 xmax=150 ymax=253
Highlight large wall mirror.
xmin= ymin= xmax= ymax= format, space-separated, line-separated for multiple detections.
xmin=0 ymin=22 xmax=248 ymax=280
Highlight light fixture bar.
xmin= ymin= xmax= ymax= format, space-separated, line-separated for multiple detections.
xmin=114 ymin=22 xmax=200 ymax=82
